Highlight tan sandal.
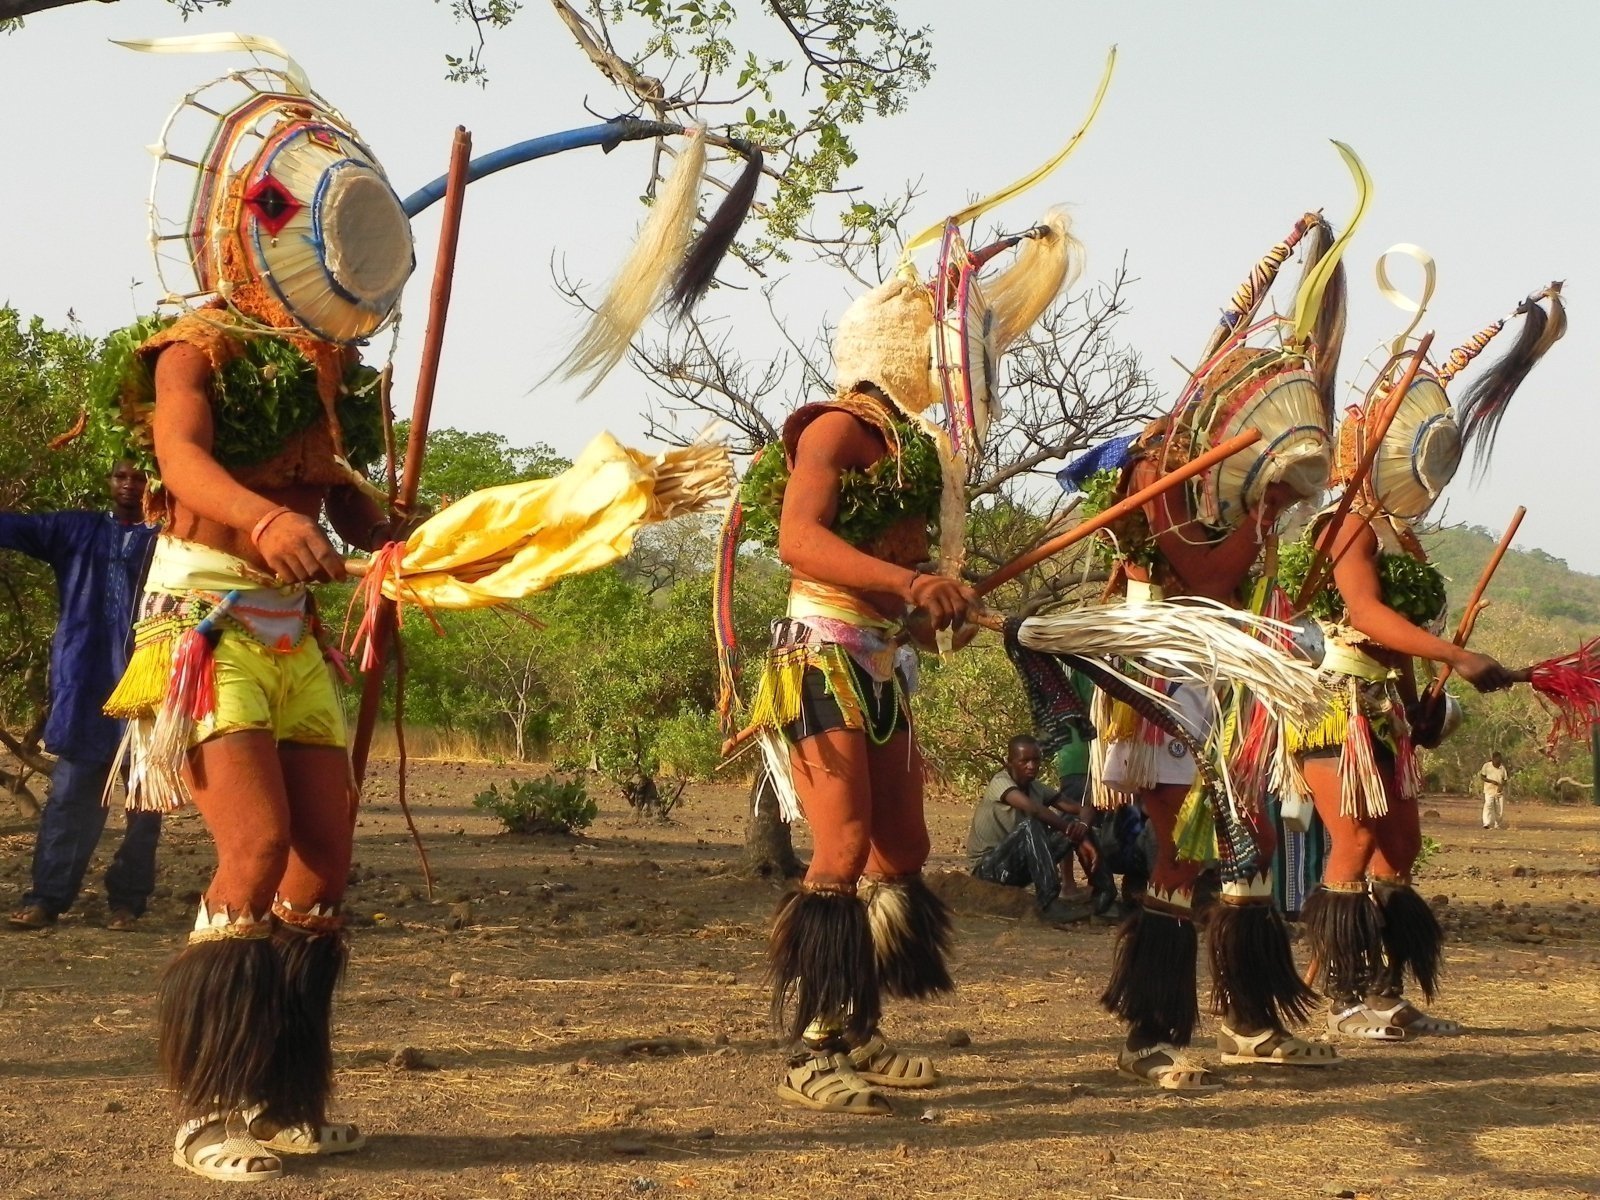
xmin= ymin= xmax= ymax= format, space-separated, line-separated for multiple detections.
xmin=1327 ymin=1004 xmax=1406 ymax=1042
xmin=848 ymin=1034 xmax=940 ymax=1088
xmin=1117 ymin=1043 xmax=1220 ymax=1093
xmin=1217 ymin=1024 xmax=1339 ymax=1067
xmin=258 ymin=1120 xmax=366 ymax=1156
xmin=173 ymin=1112 xmax=283 ymax=1182
xmin=1367 ymin=1000 xmax=1463 ymax=1037
xmin=776 ymin=1051 xmax=892 ymax=1115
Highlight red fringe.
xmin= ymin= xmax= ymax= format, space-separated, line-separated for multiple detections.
xmin=167 ymin=627 xmax=218 ymax=721
xmin=1529 ymin=636 xmax=1600 ymax=750
xmin=343 ymin=541 xmax=442 ymax=672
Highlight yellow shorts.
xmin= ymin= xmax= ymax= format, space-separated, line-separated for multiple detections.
xmin=194 ymin=630 xmax=347 ymax=749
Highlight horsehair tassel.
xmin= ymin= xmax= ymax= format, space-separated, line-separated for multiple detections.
xmin=1437 ymin=318 xmax=1505 ymax=385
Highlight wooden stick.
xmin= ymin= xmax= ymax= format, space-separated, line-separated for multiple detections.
xmin=348 ymin=127 xmax=473 ymax=899
xmin=1294 ymin=332 xmax=1435 ymax=610
xmin=350 ymin=126 xmax=472 ymax=788
xmin=975 ymin=428 xmax=1264 ymax=597
xmin=1426 ymin=506 xmax=1525 ymax=700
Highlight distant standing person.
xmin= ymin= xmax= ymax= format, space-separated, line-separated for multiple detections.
xmin=3 ymin=461 xmax=159 ymax=930
xmin=1480 ymin=752 xmax=1509 ymax=830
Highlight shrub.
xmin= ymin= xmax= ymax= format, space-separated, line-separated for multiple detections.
xmin=1414 ymin=834 xmax=1442 ymax=873
xmin=473 ymin=776 xmax=596 ymax=835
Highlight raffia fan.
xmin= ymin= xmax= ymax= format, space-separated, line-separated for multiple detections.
xmin=1004 ymin=598 xmax=1329 ymax=729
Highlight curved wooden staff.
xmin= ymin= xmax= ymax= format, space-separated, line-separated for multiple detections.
xmin=1294 ymin=332 xmax=1435 ymax=610
xmin=348 ymin=126 xmax=473 ymax=896
xmin=1425 ymin=505 xmax=1525 ymax=701
xmin=976 ymin=428 xmax=1263 ymax=596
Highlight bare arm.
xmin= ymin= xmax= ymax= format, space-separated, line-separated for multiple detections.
xmin=1000 ymin=784 xmax=1079 ymax=835
xmin=777 ymin=410 xmax=973 ymax=626
xmin=152 ymin=343 xmax=346 ymax=582
xmin=152 ymin=343 xmax=281 ymax=534
xmin=1329 ymin=515 xmax=1513 ymax=692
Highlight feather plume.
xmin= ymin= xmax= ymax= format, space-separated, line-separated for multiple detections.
xmin=986 ymin=208 xmax=1081 ymax=350
xmin=554 ymin=125 xmax=707 ymax=395
xmin=668 ymin=142 xmax=763 ymax=318
xmin=1296 ymin=214 xmax=1347 ymax=424
xmin=1457 ymin=284 xmax=1566 ymax=478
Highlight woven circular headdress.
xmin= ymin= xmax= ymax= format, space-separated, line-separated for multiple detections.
xmin=1337 ymin=243 xmax=1566 ymax=519
xmin=828 ymin=50 xmax=1116 ymax=573
xmin=126 ymin=34 xmax=414 ymax=343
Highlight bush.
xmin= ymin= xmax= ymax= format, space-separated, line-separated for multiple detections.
xmin=1414 ymin=834 xmax=1442 ymax=873
xmin=472 ymin=776 xmax=596 ymax=835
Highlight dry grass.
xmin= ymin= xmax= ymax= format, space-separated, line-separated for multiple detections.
xmin=2 ymin=766 xmax=1598 ymax=1199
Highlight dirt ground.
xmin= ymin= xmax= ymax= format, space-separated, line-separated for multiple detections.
xmin=2 ymin=764 xmax=1598 ymax=1200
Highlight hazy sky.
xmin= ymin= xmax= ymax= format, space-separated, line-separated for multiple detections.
xmin=3 ymin=1 xmax=1595 ymax=571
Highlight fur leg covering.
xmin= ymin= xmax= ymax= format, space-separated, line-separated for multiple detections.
xmin=157 ymin=907 xmax=281 ymax=1120
xmin=1371 ymin=877 xmax=1443 ymax=1002
xmin=1100 ymin=902 xmax=1199 ymax=1047
xmin=260 ymin=916 xmax=350 ymax=1130
xmin=1207 ymin=897 xmax=1317 ymax=1030
xmin=860 ymin=873 xmax=954 ymax=1001
xmin=1300 ymin=884 xmax=1384 ymax=1005
xmin=768 ymin=886 xmax=880 ymax=1046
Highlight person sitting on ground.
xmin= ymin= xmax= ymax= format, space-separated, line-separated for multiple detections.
xmin=4 ymin=460 xmax=160 ymax=932
xmin=968 ymin=734 xmax=1100 ymax=923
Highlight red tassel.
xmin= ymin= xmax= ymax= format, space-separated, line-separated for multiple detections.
xmin=166 ymin=627 xmax=219 ymax=721
xmin=1529 ymin=636 xmax=1600 ymax=750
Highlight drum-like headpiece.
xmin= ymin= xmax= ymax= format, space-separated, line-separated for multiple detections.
xmin=146 ymin=63 xmax=414 ymax=343
xmin=1183 ymin=346 xmax=1332 ymax=528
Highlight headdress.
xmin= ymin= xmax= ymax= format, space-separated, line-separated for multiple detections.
xmin=828 ymin=49 xmax=1116 ymax=573
xmin=1336 ymin=257 xmax=1566 ymax=519
xmin=123 ymin=33 xmax=758 ymax=375
xmin=1166 ymin=143 xmax=1372 ymax=529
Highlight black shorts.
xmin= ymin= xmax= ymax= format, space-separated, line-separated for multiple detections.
xmin=782 ymin=655 xmax=908 ymax=744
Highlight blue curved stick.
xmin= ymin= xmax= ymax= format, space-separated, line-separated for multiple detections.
xmin=400 ymin=118 xmax=682 ymax=217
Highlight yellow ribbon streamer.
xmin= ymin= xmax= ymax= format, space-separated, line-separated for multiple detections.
xmin=1290 ymin=140 xmax=1373 ymax=343
xmin=899 ymin=46 xmax=1117 ymax=260
xmin=1375 ymin=243 xmax=1437 ymax=354
xmin=112 ymin=32 xmax=313 ymax=96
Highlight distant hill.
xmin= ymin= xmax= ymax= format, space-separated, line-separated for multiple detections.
xmin=1417 ymin=523 xmax=1597 ymax=802
xmin=1425 ymin=524 xmax=1600 ymax=631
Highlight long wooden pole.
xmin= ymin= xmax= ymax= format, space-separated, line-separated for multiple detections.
xmin=350 ymin=126 xmax=473 ymax=787
xmin=1426 ymin=505 xmax=1526 ymax=700
xmin=976 ymin=428 xmax=1264 ymax=597
xmin=1294 ymin=333 xmax=1435 ymax=610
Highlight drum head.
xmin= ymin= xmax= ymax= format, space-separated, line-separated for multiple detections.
xmin=1188 ymin=348 xmax=1331 ymax=527
xmin=1370 ymin=376 xmax=1459 ymax=519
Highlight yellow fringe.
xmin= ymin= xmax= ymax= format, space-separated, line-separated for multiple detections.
xmin=1102 ymin=697 xmax=1143 ymax=742
xmin=743 ymin=643 xmax=866 ymax=735
xmin=1284 ymin=693 xmax=1347 ymax=754
xmin=102 ymin=616 xmax=186 ymax=719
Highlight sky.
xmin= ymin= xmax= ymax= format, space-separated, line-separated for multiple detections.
xmin=2 ymin=0 xmax=1595 ymax=571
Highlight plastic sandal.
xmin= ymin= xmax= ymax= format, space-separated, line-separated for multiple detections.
xmin=260 ymin=1121 xmax=367 ymax=1156
xmin=173 ymin=1113 xmax=283 ymax=1183
xmin=1117 ymin=1043 xmax=1221 ymax=1092
xmin=1327 ymin=1004 xmax=1406 ymax=1042
xmin=848 ymin=1034 xmax=940 ymax=1088
xmin=1367 ymin=1000 xmax=1463 ymax=1037
xmin=777 ymin=1051 xmax=892 ymax=1114
xmin=1217 ymin=1024 xmax=1339 ymax=1067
